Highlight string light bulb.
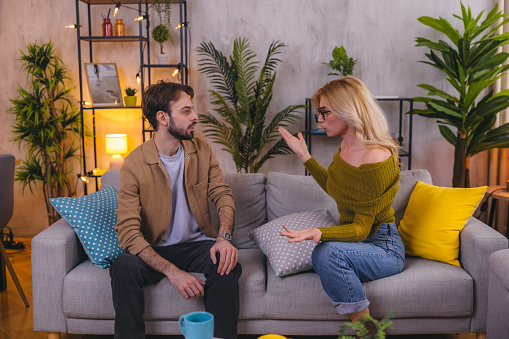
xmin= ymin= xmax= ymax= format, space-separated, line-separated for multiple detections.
xmin=113 ymin=2 xmax=121 ymax=17
xmin=65 ymin=24 xmax=78 ymax=29
xmin=134 ymin=15 xmax=147 ymax=22
xmin=175 ymin=22 xmax=188 ymax=30
xmin=79 ymin=175 xmax=90 ymax=184
xmin=136 ymin=72 xmax=141 ymax=86
xmin=172 ymin=68 xmax=180 ymax=77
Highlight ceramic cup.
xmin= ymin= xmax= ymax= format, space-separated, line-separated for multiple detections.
xmin=179 ymin=311 xmax=214 ymax=339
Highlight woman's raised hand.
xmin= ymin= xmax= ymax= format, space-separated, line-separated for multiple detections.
xmin=278 ymin=126 xmax=311 ymax=163
xmin=280 ymin=226 xmax=322 ymax=244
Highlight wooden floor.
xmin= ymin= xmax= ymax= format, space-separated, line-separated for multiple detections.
xmin=1 ymin=238 xmax=476 ymax=339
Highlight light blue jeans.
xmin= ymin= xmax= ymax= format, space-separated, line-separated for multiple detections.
xmin=311 ymin=222 xmax=405 ymax=315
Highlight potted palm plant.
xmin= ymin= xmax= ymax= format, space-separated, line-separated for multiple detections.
xmin=9 ymin=41 xmax=82 ymax=225
xmin=124 ymin=86 xmax=138 ymax=106
xmin=415 ymin=2 xmax=509 ymax=187
xmin=197 ymin=38 xmax=306 ymax=173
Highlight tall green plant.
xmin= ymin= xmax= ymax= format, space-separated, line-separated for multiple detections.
xmin=10 ymin=41 xmax=82 ymax=225
xmin=197 ymin=38 xmax=306 ymax=173
xmin=415 ymin=3 xmax=509 ymax=187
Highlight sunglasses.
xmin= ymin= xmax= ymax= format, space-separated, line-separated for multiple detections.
xmin=317 ymin=107 xmax=331 ymax=120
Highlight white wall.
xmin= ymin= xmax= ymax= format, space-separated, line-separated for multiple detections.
xmin=0 ymin=0 xmax=494 ymax=237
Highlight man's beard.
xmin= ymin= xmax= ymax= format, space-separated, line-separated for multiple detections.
xmin=167 ymin=115 xmax=196 ymax=140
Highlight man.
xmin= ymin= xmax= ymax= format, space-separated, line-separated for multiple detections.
xmin=110 ymin=80 xmax=241 ymax=339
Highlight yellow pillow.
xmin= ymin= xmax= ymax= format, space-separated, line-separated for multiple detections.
xmin=398 ymin=181 xmax=487 ymax=267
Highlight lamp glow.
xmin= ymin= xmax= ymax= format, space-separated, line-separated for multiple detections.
xmin=105 ymin=134 xmax=128 ymax=170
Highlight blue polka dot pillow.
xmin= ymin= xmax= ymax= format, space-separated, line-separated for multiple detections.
xmin=50 ymin=186 xmax=124 ymax=269
xmin=248 ymin=210 xmax=335 ymax=276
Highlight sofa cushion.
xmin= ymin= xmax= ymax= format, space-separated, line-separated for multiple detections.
xmin=209 ymin=173 xmax=266 ymax=249
xmin=50 ymin=186 xmax=124 ymax=269
xmin=264 ymin=257 xmax=473 ymax=320
xmin=101 ymin=169 xmax=120 ymax=191
xmin=266 ymin=172 xmax=339 ymax=223
xmin=266 ymin=170 xmax=433 ymax=226
xmin=392 ymin=169 xmax=432 ymax=225
xmin=248 ymin=210 xmax=335 ymax=276
xmin=63 ymin=248 xmax=266 ymax=320
xmin=399 ymin=181 xmax=486 ymax=267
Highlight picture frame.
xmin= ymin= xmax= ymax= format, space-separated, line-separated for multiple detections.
xmin=84 ymin=63 xmax=123 ymax=106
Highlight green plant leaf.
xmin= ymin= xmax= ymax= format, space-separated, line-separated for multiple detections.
xmin=439 ymin=125 xmax=457 ymax=146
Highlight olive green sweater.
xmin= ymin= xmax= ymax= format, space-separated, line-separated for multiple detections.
xmin=304 ymin=149 xmax=400 ymax=242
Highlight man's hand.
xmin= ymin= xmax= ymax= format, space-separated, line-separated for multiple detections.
xmin=210 ymin=237 xmax=238 ymax=276
xmin=167 ymin=266 xmax=206 ymax=299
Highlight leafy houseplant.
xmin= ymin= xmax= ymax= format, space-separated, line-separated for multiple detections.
xmin=152 ymin=24 xmax=169 ymax=64
xmin=152 ymin=0 xmax=175 ymax=45
xmin=415 ymin=3 xmax=509 ymax=187
xmin=338 ymin=311 xmax=395 ymax=339
xmin=323 ymin=46 xmax=357 ymax=77
xmin=124 ymin=86 xmax=138 ymax=106
xmin=10 ymin=41 xmax=82 ymax=225
xmin=197 ymin=38 xmax=306 ymax=173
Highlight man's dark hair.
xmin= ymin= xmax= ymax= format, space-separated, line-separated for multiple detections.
xmin=141 ymin=80 xmax=194 ymax=131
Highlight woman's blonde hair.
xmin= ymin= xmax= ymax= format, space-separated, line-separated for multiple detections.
xmin=312 ymin=76 xmax=399 ymax=161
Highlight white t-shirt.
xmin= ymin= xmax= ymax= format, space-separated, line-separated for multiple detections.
xmin=157 ymin=144 xmax=214 ymax=246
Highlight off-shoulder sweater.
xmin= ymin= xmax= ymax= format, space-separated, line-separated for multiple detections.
xmin=304 ymin=149 xmax=400 ymax=242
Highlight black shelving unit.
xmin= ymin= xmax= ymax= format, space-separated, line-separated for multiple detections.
xmin=304 ymin=97 xmax=413 ymax=175
xmin=74 ymin=0 xmax=189 ymax=194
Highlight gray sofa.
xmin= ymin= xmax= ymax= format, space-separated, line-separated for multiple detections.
xmin=32 ymin=169 xmax=508 ymax=338
xmin=487 ymin=249 xmax=509 ymax=339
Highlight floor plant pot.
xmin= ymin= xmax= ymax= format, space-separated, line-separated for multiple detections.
xmin=156 ymin=53 xmax=168 ymax=65
xmin=124 ymin=96 xmax=137 ymax=106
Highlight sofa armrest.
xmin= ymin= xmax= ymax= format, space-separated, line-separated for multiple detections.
xmin=460 ymin=217 xmax=508 ymax=333
xmin=487 ymin=249 xmax=509 ymax=338
xmin=32 ymin=218 xmax=87 ymax=333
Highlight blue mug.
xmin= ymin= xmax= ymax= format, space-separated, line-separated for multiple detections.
xmin=179 ymin=311 xmax=214 ymax=339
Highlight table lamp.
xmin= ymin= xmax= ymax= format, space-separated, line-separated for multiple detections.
xmin=105 ymin=134 xmax=128 ymax=170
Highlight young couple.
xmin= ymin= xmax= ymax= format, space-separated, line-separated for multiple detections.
xmin=110 ymin=76 xmax=404 ymax=339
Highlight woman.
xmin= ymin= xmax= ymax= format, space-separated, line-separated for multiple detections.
xmin=278 ymin=77 xmax=405 ymax=323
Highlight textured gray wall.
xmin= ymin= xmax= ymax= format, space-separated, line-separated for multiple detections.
xmin=0 ymin=0 xmax=493 ymax=236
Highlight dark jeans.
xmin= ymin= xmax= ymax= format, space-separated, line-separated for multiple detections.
xmin=109 ymin=240 xmax=242 ymax=339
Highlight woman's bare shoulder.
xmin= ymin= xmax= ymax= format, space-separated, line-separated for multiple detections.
xmin=362 ymin=147 xmax=391 ymax=164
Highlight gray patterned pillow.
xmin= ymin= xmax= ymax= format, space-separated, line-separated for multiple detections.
xmin=248 ymin=210 xmax=336 ymax=276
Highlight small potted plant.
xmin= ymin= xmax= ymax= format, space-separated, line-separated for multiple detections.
xmin=323 ymin=45 xmax=357 ymax=77
xmin=124 ymin=87 xmax=138 ymax=107
xmin=152 ymin=24 xmax=169 ymax=64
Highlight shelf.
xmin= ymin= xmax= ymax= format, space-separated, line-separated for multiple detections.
xmin=83 ymin=105 xmax=140 ymax=109
xmin=83 ymin=168 xmax=108 ymax=178
xmin=80 ymin=36 xmax=147 ymax=42
xmin=80 ymin=0 xmax=180 ymax=4
xmin=143 ymin=64 xmax=183 ymax=68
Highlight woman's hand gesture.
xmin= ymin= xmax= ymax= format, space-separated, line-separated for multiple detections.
xmin=278 ymin=126 xmax=311 ymax=163
xmin=280 ymin=226 xmax=322 ymax=244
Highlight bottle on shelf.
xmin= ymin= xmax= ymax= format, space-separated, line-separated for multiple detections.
xmin=114 ymin=19 xmax=125 ymax=36
xmin=102 ymin=18 xmax=113 ymax=37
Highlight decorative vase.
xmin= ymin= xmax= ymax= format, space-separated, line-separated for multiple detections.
xmin=124 ymin=96 xmax=137 ymax=107
xmin=156 ymin=53 xmax=168 ymax=65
